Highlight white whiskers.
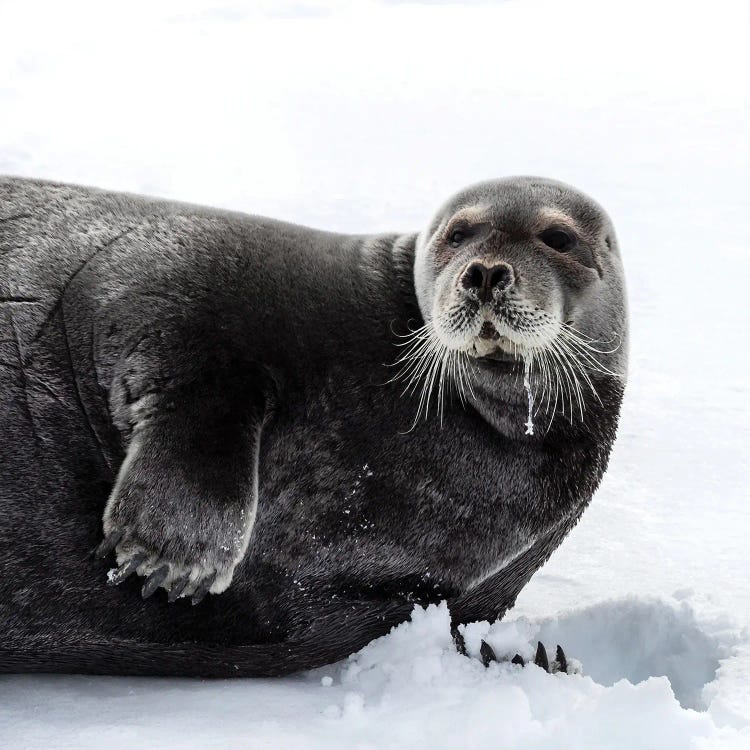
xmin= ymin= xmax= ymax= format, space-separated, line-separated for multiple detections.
xmin=390 ymin=312 xmax=622 ymax=434
xmin=389 ymin=318 xmax=473 ymax=430
xmin=519 ymin=322 xmax=623 ymax=432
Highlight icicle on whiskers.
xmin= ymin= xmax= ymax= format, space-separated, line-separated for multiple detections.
xmin=523 ymin=357 xmax=535 ymax=436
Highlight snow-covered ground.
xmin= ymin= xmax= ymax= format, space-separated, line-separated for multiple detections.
xmin=1 ymin=0 xmax=748 ymax=747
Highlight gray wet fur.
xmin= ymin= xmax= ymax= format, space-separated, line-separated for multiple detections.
xmin=0 ymin=176 xmax=627 ymax=677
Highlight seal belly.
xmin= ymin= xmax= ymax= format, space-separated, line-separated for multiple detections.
xmin=249 ymin=367 xmax=501 ymax=604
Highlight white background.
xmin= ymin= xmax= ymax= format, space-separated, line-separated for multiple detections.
xmin=1 ymin=1 xmax=748 ymax=748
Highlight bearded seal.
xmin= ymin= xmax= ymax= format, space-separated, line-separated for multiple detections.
xmin=0 ymin=175 xmax=627 ymax=677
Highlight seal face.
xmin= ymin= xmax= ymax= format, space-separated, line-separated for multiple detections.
xmin=0 ymin=176 xmax=627 ymax=677
xmin=410 ymin=177 xmax=627 ymax=433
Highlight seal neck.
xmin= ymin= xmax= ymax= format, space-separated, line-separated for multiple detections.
xmin=358 ymin=231 xmax=422 ymax=326
xmin=390 ymin=232 xmax=422 ymax=321
xmin=470 ymin=368 xmax=624 ymax=451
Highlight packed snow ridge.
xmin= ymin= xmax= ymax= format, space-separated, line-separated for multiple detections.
xmin=3 ymin=597 xmax=747 ymax=750
xmin=304 ymin=599 xmax=746 ymax=749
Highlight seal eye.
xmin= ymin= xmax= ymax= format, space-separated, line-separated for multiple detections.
xmin=539 ymin=228 xmax=574 ymax=252
xmin=450 ymin=229 xmax=466 ymax=248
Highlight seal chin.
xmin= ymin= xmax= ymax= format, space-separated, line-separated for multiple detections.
xmin=478 ymin=347 xmax=520 ymax=364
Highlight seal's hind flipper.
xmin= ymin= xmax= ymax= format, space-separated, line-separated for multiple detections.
xmin=453 ymin=633 xmax=573 ymax=676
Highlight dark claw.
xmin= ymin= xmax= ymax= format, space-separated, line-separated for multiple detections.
xmin=479 ymin=640 xmax=497 ymax=667
xmin=534 ymin=641 xmax=550 ymax=672
xmin=108 ymin=551 xmax=147 ymax=586
xmin=556 ymin=645 xmax=568 ymax=674
xmin=191 ymin=571 xmax=217 ymax=606
xmin=511 ymin=653 xmax=525 ymax=667
xmin=451 ymin=627 xmax=467 ymax=656
xmin=141 ymin=565 xmax=170 ymax=599
xmin=167 ymin=573 xmax=192 ymax=603
xmin=94 ymin=530 xmax=124 ymax=559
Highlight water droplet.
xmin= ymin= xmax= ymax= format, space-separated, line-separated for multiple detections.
xmin=523 ymin=359 xmax=535 ymax=436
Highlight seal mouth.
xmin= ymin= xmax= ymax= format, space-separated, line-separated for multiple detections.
xmin=479 ymin=321 xmax=500 ymax=340
xmin=475 ymin=339 xmax=523 ymax=372
xmin=480 ymin=348 xmax=519 ymax=363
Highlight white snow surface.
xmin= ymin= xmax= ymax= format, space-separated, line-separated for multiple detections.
xmin=1 ymin=1 xmax=748 ymax=748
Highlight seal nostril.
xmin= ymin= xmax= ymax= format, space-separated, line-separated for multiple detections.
xmin=461 ymin=262 xmax=513 ymax=300
xmin=470 ymin=267 xmax=484 ymax=288
xmin=490 ymin=268 xmax=507 ymax=289
xmin=488 ymin=263 xmax=513 ymax=292
xmin=462 ymin=262 xmax=488 ymax=290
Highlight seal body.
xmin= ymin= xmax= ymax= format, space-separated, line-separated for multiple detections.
xmin=0 ymin=176 xmax=626 ymax=676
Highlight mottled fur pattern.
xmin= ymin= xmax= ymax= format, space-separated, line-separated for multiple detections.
xmin=0 ymin=176 xmax=626 ymax=677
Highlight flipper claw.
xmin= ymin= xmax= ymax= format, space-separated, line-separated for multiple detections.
xmin=168 ymin=573 xmax=191 ymax=603
xmin=191 ymin=571 xmax=217 ymax=606
xmin=534 ymin=641 xmax=550 ymax=672
xmin=451 ymin=627 xmax=468 ymax=657
xmin=108 ymin=551 xmax=147 ymax=585
xmin=555 ymin=644 xmax=568 ymax=674
xmin=94 ymin=530 xmax=124 ymax=559
xmin=479 ymin=640 xmax=497 ymax=667
xmin=141 ymin=564 xmax=170 ymax=599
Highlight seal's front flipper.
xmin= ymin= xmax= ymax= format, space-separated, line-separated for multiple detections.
xmin=98 ymin=356 xmax=268 ymax=602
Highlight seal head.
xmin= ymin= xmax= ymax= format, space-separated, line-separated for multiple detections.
xmin=411 ymin=176 xmax=627 ymax=433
